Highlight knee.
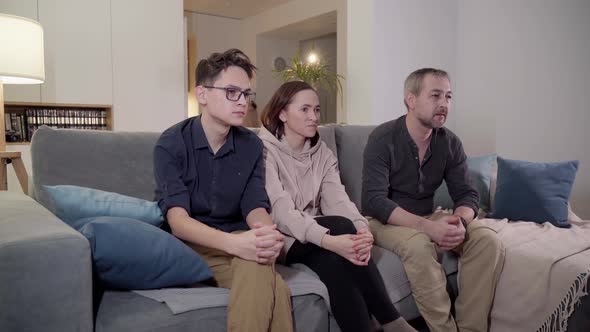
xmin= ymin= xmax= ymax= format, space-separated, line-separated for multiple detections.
xmin=317 ymin=216 xmax=357 ymax=235
xmin=400 ymin=233 xmax=437 ymax=262
xmin=232 ymin=258 xmax=275 ymax=282
xmin=469 ymin=228 xmax=504 ymax=253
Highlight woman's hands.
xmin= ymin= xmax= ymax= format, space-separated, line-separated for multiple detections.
xmin=320 ymin=227 xmax=374 ymax=266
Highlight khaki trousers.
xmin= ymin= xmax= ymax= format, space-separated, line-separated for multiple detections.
xmin=189 ymin=243 xmax=293 ymax=332
xmin=369 ymin=216 xmax=505 ymax=332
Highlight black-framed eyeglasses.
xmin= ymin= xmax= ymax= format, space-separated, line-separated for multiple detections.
xmin=203 ymin=86 xmax=256 ymax=102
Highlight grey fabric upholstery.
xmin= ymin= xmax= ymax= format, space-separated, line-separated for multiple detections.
xmin=97 ymin=292 xmax=331 ymax=332
xmin=31 ymin=126 xmax=160 ymax=210
xmin=333 ymin=125 xmax=376 ymax=210
xmin=0 ymin=192 xmax=93 ymax=332
xmin=2 ymin=124 xmax=458 ymax=331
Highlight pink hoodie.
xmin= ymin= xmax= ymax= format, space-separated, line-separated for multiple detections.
xmin=258 ymin=126 xmax=368 ymax=255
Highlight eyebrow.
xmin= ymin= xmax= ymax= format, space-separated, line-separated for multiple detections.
xmin=225 ymin=84 xmax=251 ymax=92
xmin=300 ymin=104 xmax=320 ymax=108
xmin=429 ymin=89 xmax=452 ymax=94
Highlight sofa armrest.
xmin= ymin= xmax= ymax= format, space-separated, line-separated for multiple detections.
xmin=0 ymin=192 xmax=93 ymax=331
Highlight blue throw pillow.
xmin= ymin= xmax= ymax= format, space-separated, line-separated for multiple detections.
xmin=43 ymin=185 xmax=163 ymax=230
xmin=491 ymin=157 xmax=579 ymax=228
xmin=78 ymin=216 xmax=212 ymax=290
xmin=434 ymin=154 xmax=497 ymax=212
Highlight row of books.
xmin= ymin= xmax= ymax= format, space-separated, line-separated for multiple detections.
xmin=4 ymin=109 xmax=108 ymax=143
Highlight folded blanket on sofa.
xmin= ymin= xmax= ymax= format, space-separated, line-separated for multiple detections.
xmin=477 ymin=219 xmax=590 ymax=332
xmin=134 ymin=264 xmax=330 ymax=315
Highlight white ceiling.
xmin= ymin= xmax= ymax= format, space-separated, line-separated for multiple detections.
xmin=184 ymin=0 xmax=295 ymax=19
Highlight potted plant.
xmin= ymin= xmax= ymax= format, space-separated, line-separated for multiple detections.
xmin=273 ymin=49 xmax=344 ymax=98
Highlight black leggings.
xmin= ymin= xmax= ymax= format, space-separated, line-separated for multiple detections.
xmin=286 ymin=216 xmax=400 ymax=332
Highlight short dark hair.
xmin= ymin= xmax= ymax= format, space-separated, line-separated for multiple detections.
xmin=195 ymin=48 xmax=257 ymax=86
xmin=404 ymin=68 xmax=450 ymax=110
xmin=261 ymin=81 xmax=316 ymax=139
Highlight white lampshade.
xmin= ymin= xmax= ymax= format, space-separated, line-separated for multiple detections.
xmin=0 ymin=14 xmax=45 ymax=84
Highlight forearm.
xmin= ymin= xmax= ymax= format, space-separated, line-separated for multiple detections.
xmin=245 ymin=207 xmax=274 ymax=228
xmin=167 ymin=207 xmax=235 ymax=254
xmin=387 ymin=206 xmax=431 ymax=231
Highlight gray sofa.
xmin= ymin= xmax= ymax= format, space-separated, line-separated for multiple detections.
xmin=0 ymin=124 xmax=460 ymax=332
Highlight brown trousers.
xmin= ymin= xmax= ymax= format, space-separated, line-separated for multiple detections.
xmin=369 ymin=215 xmax=505 ymax=332
xmin=189 ymin=243 xmax=294 ymax=332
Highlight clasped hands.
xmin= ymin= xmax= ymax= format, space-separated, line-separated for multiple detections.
xmin=232 ymin=223 xmax=284 ymax=264
xmin=321 ymin=228 xmax=375 ymax=266
xmin=424 ymin=214 xmax=467 ymax=251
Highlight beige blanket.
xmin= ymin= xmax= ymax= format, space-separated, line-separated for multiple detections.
xmin=476 ymin=218 xmax=590 ymax=332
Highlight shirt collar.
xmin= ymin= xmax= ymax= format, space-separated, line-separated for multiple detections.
xmin=400 ymin=114 xmax=440 ymax=147
xmin=191 ymin=115 xmax=235 ymax=156
xmin=192 ymin=115 xmax=209 ymax=149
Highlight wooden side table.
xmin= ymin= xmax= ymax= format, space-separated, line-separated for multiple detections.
xmin=0 ymin=151 xmax=28 ymax=194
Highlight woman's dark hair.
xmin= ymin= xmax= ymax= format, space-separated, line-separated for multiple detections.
xmin=261 ymin=81 xmax=317 ymax=139
xmin=195 ymin=48 xmax=257 ymax=86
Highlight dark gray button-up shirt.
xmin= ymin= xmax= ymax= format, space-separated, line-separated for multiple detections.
xmin=362 ymin=115 xmax=479 ymax=223
xmin=154 ymin=116 xmax=270 ymax=233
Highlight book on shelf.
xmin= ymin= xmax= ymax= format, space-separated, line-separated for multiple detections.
xmin=5 ymin=107 xmax=109 ymax=143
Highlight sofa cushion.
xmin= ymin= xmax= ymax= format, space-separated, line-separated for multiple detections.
xmin=96 ymin=291 xmax=331 ymax=332
xmin=31 ymin=126 xmax=161 ymax=211
xmin=491 ymin=157 xmax=579 ymax=228
xmin=44 ymin=185 xmax=163 ymax=230
xmin=334 ymin=125 xmax=376 ymax=210
xmin=433 ymin=154 xmax=497 ymax=213
xmin=79 ymin=216 xmax=212 ymax=290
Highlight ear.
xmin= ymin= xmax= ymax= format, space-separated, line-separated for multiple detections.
xmin=279 ymin=109 xmax=288 ymax=123
xmin=405 ymin=92 xmax=416 ymax=110
xmin=196 ymin=86 xmax=207 ymax=105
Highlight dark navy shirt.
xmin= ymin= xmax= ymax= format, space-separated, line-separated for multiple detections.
xmin=362 ymin=115 xmax=479 ymax=223
xmin=154 ymin=115 xmax=270 ymax=233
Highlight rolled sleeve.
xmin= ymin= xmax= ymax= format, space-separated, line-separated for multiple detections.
xmin=154 ymin=137 xmax=191 ymax=217
xmin=362 ymin=132 xmax=399 ymax=224
xmin=446 ymin=139 xmax=480 ymax=216
xmin=240 ymin=148 xmax=271 ymax=218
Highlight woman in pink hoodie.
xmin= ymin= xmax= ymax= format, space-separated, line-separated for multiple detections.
xmin=259 ymin=81 xmax=415 ymax=332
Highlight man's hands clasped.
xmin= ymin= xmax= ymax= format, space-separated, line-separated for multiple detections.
xmin=230 ymin=223 xmax=284 ymax=264
xmin=422 ymin=214 xmax=466 ymax=251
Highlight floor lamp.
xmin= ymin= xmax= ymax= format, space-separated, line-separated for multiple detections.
xmin=0 ymin=13 xmax=45 ymax=193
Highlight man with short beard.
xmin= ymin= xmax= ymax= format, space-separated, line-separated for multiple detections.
xmin=362 ymin=68 xmax=505 ymax=332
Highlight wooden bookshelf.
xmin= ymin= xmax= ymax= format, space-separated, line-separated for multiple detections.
xmin=4 ymin=102 xmax=112 ymax=145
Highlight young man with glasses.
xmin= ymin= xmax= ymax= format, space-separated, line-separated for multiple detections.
xmin=154 ymin=49 xmax=293 ymax=332
xmin=362 ymin=68 xmax=505 ymax=332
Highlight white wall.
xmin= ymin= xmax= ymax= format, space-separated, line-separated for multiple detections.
xmin=39 ymin=0 xmax=113 ymax=105
xmin=300 ymin=34 xmax=338 ymax=123
xmin=256 ymin=37 xmax=298 ymax=111
xmin=346 ymin=0 xmax=373 ymax=124
xmin=185 ymin=12 xmax=241 ymax=116
xmin=1 ymin=0 xmax=186 ymax=193
xmin=111 ymin=0 xmax=185 ymax=131
xmin=241 ymin=0 xmax=347 ymax=121
xmin=371 ymin=0 xmax=457 ymax=126
xmin=189 ymin=13 xmax=241 ymax=62
xmin=454 ymin=0 xmax=590 ymax=218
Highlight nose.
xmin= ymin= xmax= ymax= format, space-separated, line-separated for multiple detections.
xmin=236 ymin=92 xmax=248 ymax=106
xmin=308 ymin=110 xmax=319 ymax=122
